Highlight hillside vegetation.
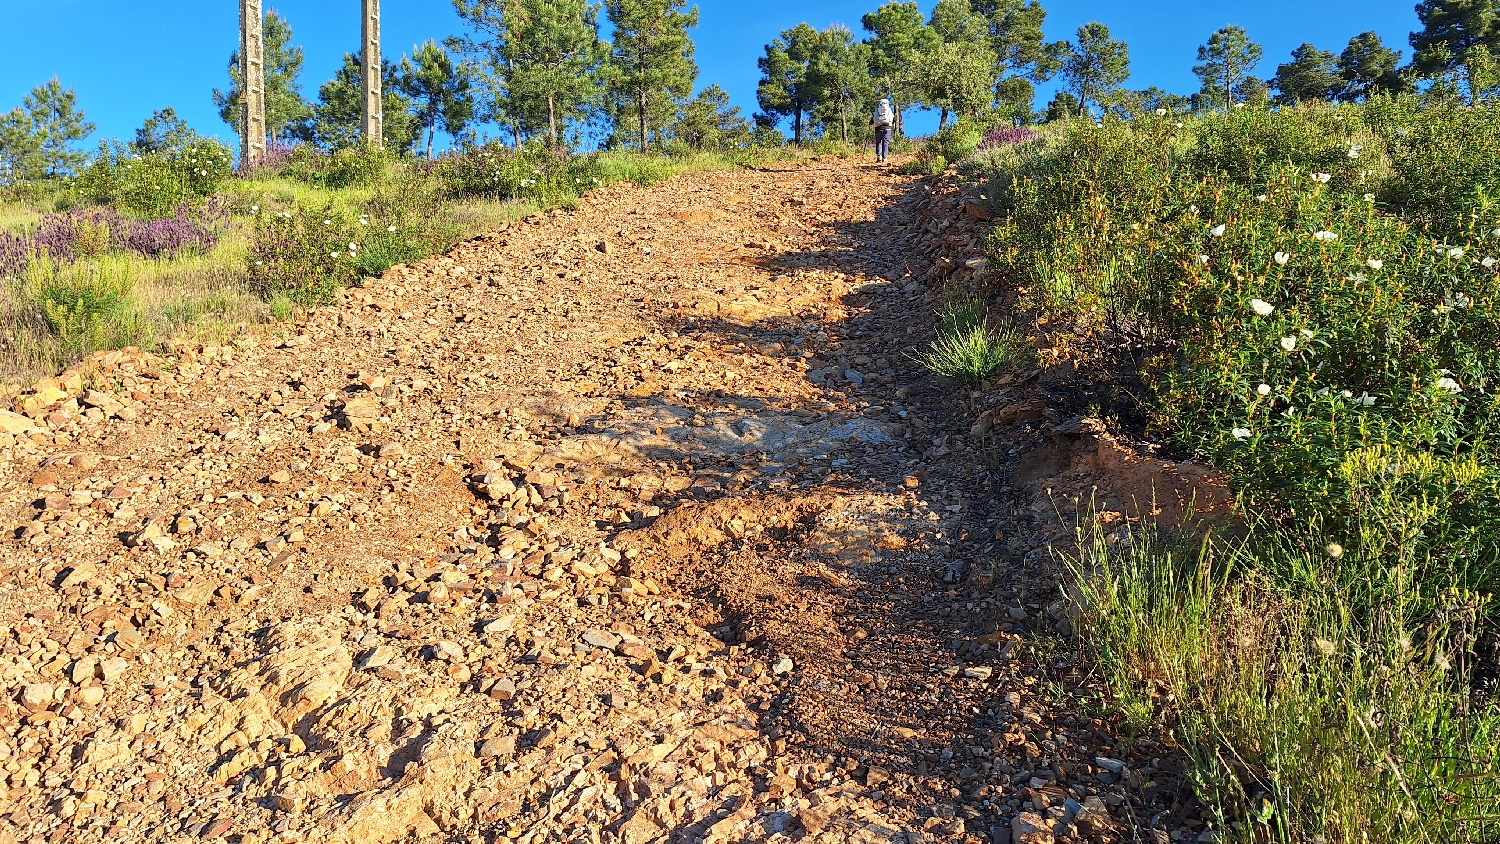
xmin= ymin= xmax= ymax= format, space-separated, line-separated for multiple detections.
xmin=964 ymin=98 xmax=1500 ymax=842
xmin=0 ymin=142 xmax=786 ymax=387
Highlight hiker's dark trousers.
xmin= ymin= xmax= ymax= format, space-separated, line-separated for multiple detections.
xmin=875 ymin=126 xmax=892 ymax=161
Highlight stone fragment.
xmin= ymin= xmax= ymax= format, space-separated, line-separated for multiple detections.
xmin=175 ymin=580 xmax=218 ymax=607
xmin=360 ymin=646 xmax=399 ymax=669
xmin=477 ymin=734 xmax=515 ymax=759
xmin=481 ymin=615 xmax=516 ymax=636
xmin=1012 ymin=812 xmax=1054 ymax=844
xmin=772 ymin=656 xmax=794 ymax=675
xmin=70 ymin=656 xmax=99 ymax=683
xmin=799 ymin=805 xmax=833 ymax=834
xmin=21 ymin=683 xmax=53 ymax=709
xmin=1093 ymin=756 xmax=1126 ymax=774
xmin=581 ymin=629 xmax=621 ymax=651
xmin=0 ymin=409 xmax=39 ymax=434
xmin=489 ymin=678 xmax=516 ymax=700
xmin=83 ymin=390 xmax=125 ymax=416
xmin=100 ymin=657 xmax=130 ymax=684
xmin=59 ymin=562 xmax=96 ymax=588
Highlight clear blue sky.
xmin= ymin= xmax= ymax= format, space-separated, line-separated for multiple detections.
xmin=0 ymin=0 xmax=1420 ymax=152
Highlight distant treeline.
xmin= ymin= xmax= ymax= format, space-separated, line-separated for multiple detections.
xmin=750 ymin=0 xmax=1500 ymax=143
xmin=2 ymin=0 xmax=1498 ymax=183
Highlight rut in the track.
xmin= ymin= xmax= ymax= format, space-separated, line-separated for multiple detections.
xmin=0 ymin=160 xmax=1190 ymax=844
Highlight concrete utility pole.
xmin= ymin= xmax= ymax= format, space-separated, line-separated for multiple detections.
xmin=361 ymin=0 xmax=383 ymax=147
xmin=239 ymin=0 xmax=266 ymax=167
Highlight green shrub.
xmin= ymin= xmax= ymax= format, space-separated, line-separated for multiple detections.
xmin=322 ymin=146 xmax=395 ymax=189
xmin=1366 ymin=97 xmax=1500 ymax=236
xmin=22 ymin=257 xmax=148 ymax=356
xmin=987 ymin=108 xmax=1500 ymax=577
xmin=929 ymin=121 xmax=985 ymax=164
xmin=351 ymin=180 xmax=459 ymax=277
xmin=1183 ymin=104 xmax=1379 ymax=194
xmin=920 ymin=322 xmax=1023 ymax=386
xmin=981 ymin=99 xmax=1500 ymax=841
xmin=437 ymin=138 xmax=604 ymax=203
xmin=274 ymin=145 xmax=397 ymax=190
xmin=76 ymin=139 xmax=233 ymax=218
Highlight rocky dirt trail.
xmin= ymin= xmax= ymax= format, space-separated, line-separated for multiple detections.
xmin=0 ymin=159 xmax=1217 ymax=844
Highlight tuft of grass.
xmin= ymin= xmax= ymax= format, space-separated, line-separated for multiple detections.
xmin=921 ymin=320 xmax=1024 ymax=387
xmin=937 ymin=293 xmax=986 ymax=337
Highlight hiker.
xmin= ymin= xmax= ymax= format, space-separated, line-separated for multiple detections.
xmin=873 ymin=98 xmax=894 ymax=163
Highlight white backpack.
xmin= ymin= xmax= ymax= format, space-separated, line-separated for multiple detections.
xmin=875 ymin=101 xmax=894 ymax=128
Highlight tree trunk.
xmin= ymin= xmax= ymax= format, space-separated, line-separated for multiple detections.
xmin=893 ymin=95 xmax=903 ymax=137
xmin=1224 ymin=66 xmax=1234 ymax=120
xmin=939 ymin=108 xmax=949 ymax=131
xmin=548 ymin=95 xmax=558 ymax=143
xmin=839 ymin=99 xmax=848 ymax=143
xmin=639 ymin=90 xmax=648 ymax=151
xmin=426 ymin=121 xmax=435 ymax=159
xmin=511 ymin=120 xmax=521 ymax=148
xmin=793 ymin=108 xmax=802 ymax=146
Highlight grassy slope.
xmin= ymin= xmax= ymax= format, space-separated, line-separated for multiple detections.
xmin=0 ymin=148 xmax=793 ymax=389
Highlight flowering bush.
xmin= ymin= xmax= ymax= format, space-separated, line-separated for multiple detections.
xmin=979 ymin=127 xmax=1041 ymax=149
xmin=349 ymin=180 xmax=459 ymax=277
xmin=990 ymin=111 xmax=1500 ymax=572
xmin=246 ymin=204 xmax=363 ymax=305
xmin=436 ymin=139 xmax=605 ymax=204
xmin=76 ymin=139 xmax=233 ymax=218
xmin=0 ymin=203 xmax=226 ymax=278
xmin=275 ymin=145 xmax=395 ymax=189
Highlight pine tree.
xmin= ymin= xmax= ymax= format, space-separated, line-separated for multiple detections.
xmin=605 ymin=0 xmax=700 ymax=151
xmin=1044 ymin=90 xmax=1080 ymax=121
xmin=310 ymin=51 xmax=417 ymax=151
xmin=808 ymin=26 xmax=876 ymax=143
xmin=133 ymin=108 xmax=201 ymax=154
xmin=1338 ymin=31 xmax=1412 ymax=101
xmin=213 ymin=10 xmax=311 ymax=150
xmin=670 ymin=85 xmax=752 ymax=150
xmin=400 ymin=41 xmax=476 ymax=157
xmin=756 ymin=23 xmax=823 ymax=145
xmin=450 ymin=0 xmax=541 ymax=147
xmin=1273 ymin=43 xmax=1342 ymax=104
xmin=0 ymin=108 xmax=42 ymax=185
xmin=1411 ymin=0 xmax=1500 ymax=102
xmin=925 ymin=0 xmax=996 ymax=129
xmin=507 ymin=0 xmax=607 ymax=144
xmin=1061 ymin=22 xmax=1129 ymax=116
xmin=861 ymin=1 xmax=939 ymax=136
xmin=972 ymin=0 xmax=1066 ymax=110
xmin=1193 ymin=25 xmax=1263 ymax=113
xmin=0 ymin=79 xmax=95 ymax=182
